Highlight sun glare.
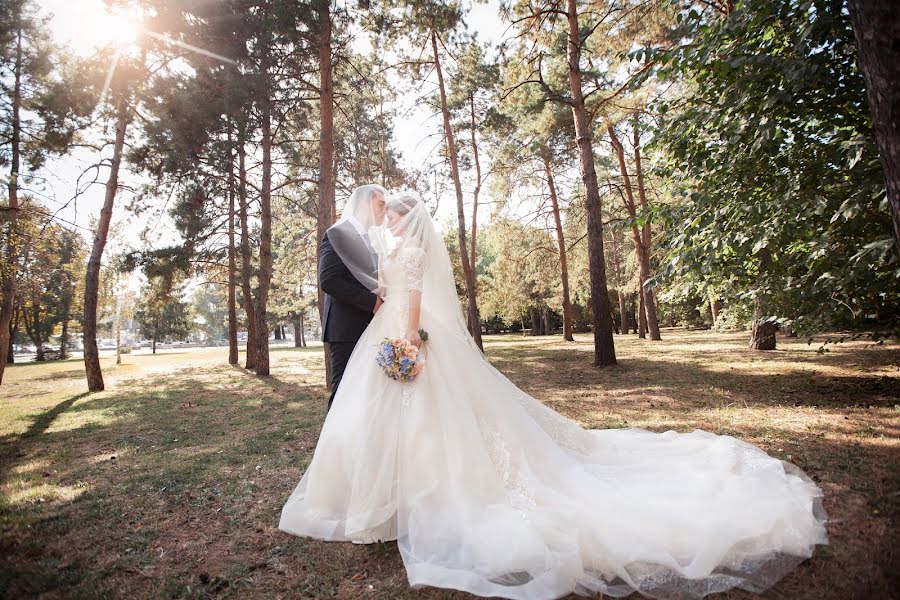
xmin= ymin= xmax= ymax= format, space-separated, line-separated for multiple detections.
xmin=102 ymin=10 xmax=143 ymax=48
xmin=57 ymin=2 xmax=143 ymax=55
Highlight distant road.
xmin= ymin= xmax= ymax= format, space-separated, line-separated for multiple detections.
xmin=11 ymin=340 xmax=323 ymax=363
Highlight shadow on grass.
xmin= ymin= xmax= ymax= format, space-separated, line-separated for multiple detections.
xmin=0 ymin=334 xmax=897 ymax=599
xmin=20 ymin=392 xmax=92 ymax=439
xmin=488 ymin=346 xmax=900 ymax=410
xmin=0 ymin=361 xmax=335 ymax=598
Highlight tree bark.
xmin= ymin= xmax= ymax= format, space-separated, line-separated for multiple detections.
xmin=432 ymin=29 xmax=484 ymax=351
xmin=252 ymin=76 xmax=274 ymax=376
xmin=316 ymin=0 xmax=336 ymax=387
xmin=750 ymin=314 xmax=777 ymax=349
xmin=6 ymin=311 xmax=15 ymax=364
xmin=709 ymin=292 xmax=719 ymax=327
xmin=632 ymin=119 xmax=661 ymax=340
xmin=609 ymin=227 xmax=629 ymax=334
xmin=544 ymin=157 xmax=574 ymax=341
xmin=237 ymin=124 xmax=256 ymax=370
xmin=638 ymin=285 xmax=647 ymax=339
xmin=0 ymin=19 xmax=22 ymax=384
xmin=115 ymin=324 xmax=121 ymax=365
xmin=23 ymin=282 xmax=42 ymax=360
xmin=59 ymin=308 xmax=70 ymax=359
xmin=608 ymin=123 xmax=661 ymax=341
xmin=293 ymin=316 xmax=302 ymax=348
xmin=541 ymin=304 xmax=551 ymax=335
xmin=227 ymin=121 xmax=239 ymax=365
xmin=846 ymin=0 xmax=900 ymax=255
xmin=529 ymin=306 xmax=540 ymax=336
xmin=749 ymin=248 xmax=776 ymax=350
xmin=24 ymin=276 xmax=48 ymax=361
xmin=565 ymin=0 xmax=616 ymax=366
xmin=84 ymin=96 xmax=130 ymax=392
xmin=468 ymin=93 xmax=483 ymax=332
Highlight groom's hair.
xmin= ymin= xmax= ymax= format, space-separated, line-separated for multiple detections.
xmin=387 ymin=194 xmax=418 ymax=216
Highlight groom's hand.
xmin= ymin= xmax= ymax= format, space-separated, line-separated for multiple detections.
xmin=373 ymin=297 xmax=383 ymax=313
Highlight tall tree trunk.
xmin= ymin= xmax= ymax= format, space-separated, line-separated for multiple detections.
xmin=432 ymin=29 xmax=484 ymax=351
xmin=59 ymin=315 xmax=69 ymax=359
xmin=0 ymin=20 xmax=22 ymax=384
xmin=24 ymin=283 xmax=45 ymax=360
xmin=26 ymin=300 xmax=45 ymax=361
xmin=316 ymin=0 xmax=337 ymax=387
xmin=529 ymin=306 xmax=540 ymax=336
xmin=115 ymin=323 xmax=121 ymax=365
xmin=253 ymin=89 xmax=273 ymax=376
xmin=84 ymin=97 xmax=130 ymax=392
xmin=227 ymin=121 xmax=239 ymax=365
xmin=749 ymin=248 xmax=777 ymax=350
xmin=609 ymin=227 xmax=629 ymax=334
xmin=638 ymin=285 xmax=647 ymax=339
xmin=237 ymin=125 xmax=256 ymax=370
xmin=293 ymin=316 xmax=302 ymax=348
xmin=608 ymin=123 xmax=661 ymax=341
xmin=565 ymin=0 xmax=616 ymax=365
xmin=6 ymin=311 xmax=14 ymax=364
xmin=709 ymin=292 xmax=719 ymax=327
xmin=846 ymin=0 xmax=900 ymax=255
xmin=541 ymin=304 xmax=551 ymax=336
xmin=543 ymin=157 xmax=574 ymax=341
xmin=631 ymin=119 xmax=661 ymax=340
xmin=468 ymin=93 xmax=483 ymax=332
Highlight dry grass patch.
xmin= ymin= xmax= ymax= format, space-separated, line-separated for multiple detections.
xmin=1 ymin=332 xmax=898 ymax=599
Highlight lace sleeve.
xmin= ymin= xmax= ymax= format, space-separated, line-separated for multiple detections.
xmin=401 ymin=247 xmax=426 ymax=291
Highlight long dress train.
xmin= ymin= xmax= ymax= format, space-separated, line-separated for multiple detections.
xmin=279 ymin=246 xmax=827 ymax=600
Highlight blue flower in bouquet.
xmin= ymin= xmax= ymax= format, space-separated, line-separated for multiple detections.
xmin=375 ymin=333 xmax=429 ymax=383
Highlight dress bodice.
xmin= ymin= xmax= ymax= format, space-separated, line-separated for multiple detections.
xmin=379 ymin=246 xmax=426 ymax=297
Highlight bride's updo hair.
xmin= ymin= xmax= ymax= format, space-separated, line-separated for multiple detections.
xmin=387 ymin=194 xmax=419 ymax=216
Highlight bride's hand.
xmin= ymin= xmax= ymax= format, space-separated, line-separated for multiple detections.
xmin=405 ymin=329 xmax=423 ymax=349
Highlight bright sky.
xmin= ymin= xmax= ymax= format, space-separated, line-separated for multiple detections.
xmin=33 ymin=0 xmax=510 ymax=247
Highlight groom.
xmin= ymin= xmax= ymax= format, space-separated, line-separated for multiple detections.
xmin=319 ymin=186 xmax=387 ymax=412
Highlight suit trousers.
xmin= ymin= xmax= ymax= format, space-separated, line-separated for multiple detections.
xmin=327 ymin=341 xmax=357 ymax=413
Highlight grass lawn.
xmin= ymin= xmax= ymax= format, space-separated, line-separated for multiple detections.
xmin=1 ymin=330 xmax=898 ymax=599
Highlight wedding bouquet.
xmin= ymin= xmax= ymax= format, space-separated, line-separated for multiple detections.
xmin=376 ymin=329 xmax=429 ymax=382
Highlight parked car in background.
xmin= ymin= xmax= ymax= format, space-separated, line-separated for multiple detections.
xmin=39 ymin=346 xmax=62 ymax=361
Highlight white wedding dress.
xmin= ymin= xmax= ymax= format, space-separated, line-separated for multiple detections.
xmin=280 ymin=213 xmax=827 ymax=599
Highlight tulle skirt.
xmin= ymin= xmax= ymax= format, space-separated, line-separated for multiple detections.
xmin=279 ymin=296 xmax=827 ymax=599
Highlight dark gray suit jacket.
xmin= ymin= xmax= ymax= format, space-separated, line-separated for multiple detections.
xmin=319 ymin=221 xmax=379 ymax=343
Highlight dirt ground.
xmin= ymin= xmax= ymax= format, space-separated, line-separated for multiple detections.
xmin=1 ymin=330 xmax=898 ymax=599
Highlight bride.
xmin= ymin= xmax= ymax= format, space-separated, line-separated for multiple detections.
xmin=279 ymin=189 xmax=827 ymax=600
